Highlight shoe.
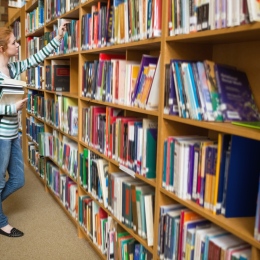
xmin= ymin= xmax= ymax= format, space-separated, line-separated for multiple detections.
xmin=0 ymin=228 xmax=24 ymax=237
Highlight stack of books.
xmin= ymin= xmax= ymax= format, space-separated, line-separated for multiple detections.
xmin=0 ymin=78 xmax=26 ymax=105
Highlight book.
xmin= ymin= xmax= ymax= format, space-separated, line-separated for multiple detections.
xmin=221 ymin=135 xmax=260 ymax=217
xmin=215 ymin=64 xmax=260 ymax=122
xmin=247 ymin=0 xmax=260 ymax=22
xmin=203 ymin=60 xmax=223 ymax=121
xmin=131 ymin=55 xmax=159 ymax=105
xmin=141 ymin=118 xmax=158 ymax=179
xmin=0 ymin=78 xmax=26 ymax=87
xmin=231 ymin=121 xmax=260 ymax=129
xmin=0 ymin=88 xmax=25 ymax=105
xmin=0 ymin=78 xmax=26 ymax=105
xmin=51 ymin=60 xmax=70 ymax=92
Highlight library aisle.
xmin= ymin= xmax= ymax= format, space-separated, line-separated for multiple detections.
xmin=0 ymin=165 xmax=101 ymax=260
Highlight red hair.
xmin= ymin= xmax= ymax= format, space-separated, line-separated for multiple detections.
xmin=0 ymin=27 xmax=12 ymax=51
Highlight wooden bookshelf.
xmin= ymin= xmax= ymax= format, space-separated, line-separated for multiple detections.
xmin=8 ymin=0 xmax=260 ymax=259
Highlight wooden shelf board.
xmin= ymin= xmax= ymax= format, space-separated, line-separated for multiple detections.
xmin=163 ymin=114 xmax=260 ymax=141
xmin=81 ymin=38 xmax=162 ymax=54
xmin=46 ymin=186 xmax=78 ymax=227
xmin=166 ymin=22 xmax=260 ymax=44
xmin=78 ymin=226 xmax=106 ymax=260
xmin=26 ymin=26 xmax=44 ymax=38
xmin=81 ymin=97 xmax=159 ymax=116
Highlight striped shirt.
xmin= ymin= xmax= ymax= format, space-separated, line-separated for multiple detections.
xmin=0 ymin=38 xmax=61 ymax=139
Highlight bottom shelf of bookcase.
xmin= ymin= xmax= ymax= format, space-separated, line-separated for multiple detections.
xmin=27 ymin=163 xmax=45 ymax=186
xmin=78 ymin=226 xmax=106 ymax=260
xmin=160 ymin=188 xmax=260 ymax=249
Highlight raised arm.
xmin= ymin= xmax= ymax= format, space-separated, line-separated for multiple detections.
xmin=8 ymin=23 xmax=68 ymax=79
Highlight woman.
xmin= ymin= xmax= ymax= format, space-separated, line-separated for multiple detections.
xmin=0 ymin=23 xmax=66 ymax=237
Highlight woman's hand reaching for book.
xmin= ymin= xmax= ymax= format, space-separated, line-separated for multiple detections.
xmin=16 ymin=98 xmax=28 ymax=111
xmin=56 ymin=23 xmax=69 ymax=41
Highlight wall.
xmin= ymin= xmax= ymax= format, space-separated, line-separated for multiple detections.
xmin=0 ymin=0 xmax=8 ymax=26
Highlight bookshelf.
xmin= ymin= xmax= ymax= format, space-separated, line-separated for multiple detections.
xmin=9 ymin=0 xmax=260 ymax=259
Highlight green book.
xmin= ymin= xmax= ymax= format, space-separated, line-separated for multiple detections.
xmin=231 ymin=121 xmax=260 ymax=129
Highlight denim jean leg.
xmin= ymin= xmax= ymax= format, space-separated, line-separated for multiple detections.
xmin=2 ymin=138 xmax=25 ymax=202
xmin=0 ymin=139 xmax=11 ymax=228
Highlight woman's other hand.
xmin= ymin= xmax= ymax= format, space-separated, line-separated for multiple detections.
xmin=16 ymin=98 xmax=28 ymax=111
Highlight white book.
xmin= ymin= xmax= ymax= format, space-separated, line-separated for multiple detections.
xmin=194 ymin=225 xmax=219 ymax=259
xmin=144 ymin=194 xmax=154 ymax=246
xmin=209 ymin=233 xmax=245 ymax=258
xmin=117 ymin=60 xmax=127 ymax=105
xmin=247 ymin=0 xmax=260 ymax=22
xmin=146 ymin=55 xmax=161 ymax=110
xmin=96 ymin=159 xmax=109 ymax=208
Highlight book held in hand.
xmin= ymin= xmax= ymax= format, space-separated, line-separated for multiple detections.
xmin=0 ymin=78 xmax=26 ymax=105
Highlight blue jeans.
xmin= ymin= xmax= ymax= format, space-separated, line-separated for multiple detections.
xmin=0 ymin=138 xmax=25 ymax=228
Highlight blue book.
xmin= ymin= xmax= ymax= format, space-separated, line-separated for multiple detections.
xmin=215 ymin=64 xmax=260 ymax=122
xmin=222 ymin=135 xmax=260 ymax=217
xmin=134 ymin=243 xmax=140 ymax=260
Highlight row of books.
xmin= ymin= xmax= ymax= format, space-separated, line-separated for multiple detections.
xmin=105 ymin=217 xmax=153 ymax=260
xmin=57 ymin=19 xmax=80 ymax=54
xmin=26 ymin=116 xmax=44 ymax=144
xmin=79 ymin=149 xmax=104 ymax=197
xmin=27 ymin=143 xmax=45 ymax=179
xmin=27 ymin=141 xmax=41 ymax=172
xmin=79 ymin=199 xmax=153 ymax=259
xmin=39 ymin=133 xmax=78 ymax=179
xmin=27 ymin=93 xmax=79 ymax=138
xmin=168 ymin=0 xmax=260 ymax=36
xmin=78 ymin=196 xmax=108 ymax=252
xmin=82 ymin=106 xmax=158 ymax=179
xmin=45 ymin=60 xmax=70 ymax=92
xmin=162 ymin=134 xmax=260 ymax=218
xmin=26 ymin=66 xmax=44 ymax=89
xmin=79 ymin=149 xmax=155 ymax=246
xmin=12 ymin=20 xmax=21 ymax=40
xmin=27 ymin=90 xmax=44 ymax=118
xmin=45 ymin=0 xmax=80 ymax=23
xmin=158 ymin=203 xmax=252 ymax=260
xmin=25 ymin=0 xmax=44 ymax=34
xmin=82 ymin=53 xmax=160 ymax=111
xmin=164 ymin=59 xmax=260 ymax=122
xmin=26 ymin=35 xmax=45 ymax=57
xmin=46 ymin=161 xmax=79 ymax=219
xmin=81 ymin=0 xmax=162 ymax=50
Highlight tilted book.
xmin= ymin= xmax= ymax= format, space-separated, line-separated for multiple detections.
xmin=215 ymin=64 xmax=260 ymax=122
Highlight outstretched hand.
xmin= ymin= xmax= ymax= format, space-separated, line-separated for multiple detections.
xmin=16 ymin=98 xmax=28 ymax=111
xmin=56 ymin=23 xmax=69 ymax=41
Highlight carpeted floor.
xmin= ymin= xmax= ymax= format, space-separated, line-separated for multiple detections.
xmin=0 ymin=165 xmax=102 ymax=260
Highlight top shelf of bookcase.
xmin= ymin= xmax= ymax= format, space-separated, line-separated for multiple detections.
xmin=166 ymin=22 xmax=260 ymax=44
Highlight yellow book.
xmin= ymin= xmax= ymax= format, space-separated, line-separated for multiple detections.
xmin=138 ymin=64 xmax=156 ymax=108
xmin=130 ymin=65 xmax=140 ymax=103
xmin=212 ymin=133 xmax=223 ymax=214
xmin=135 ymin=66 xmax=149 ymax=106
